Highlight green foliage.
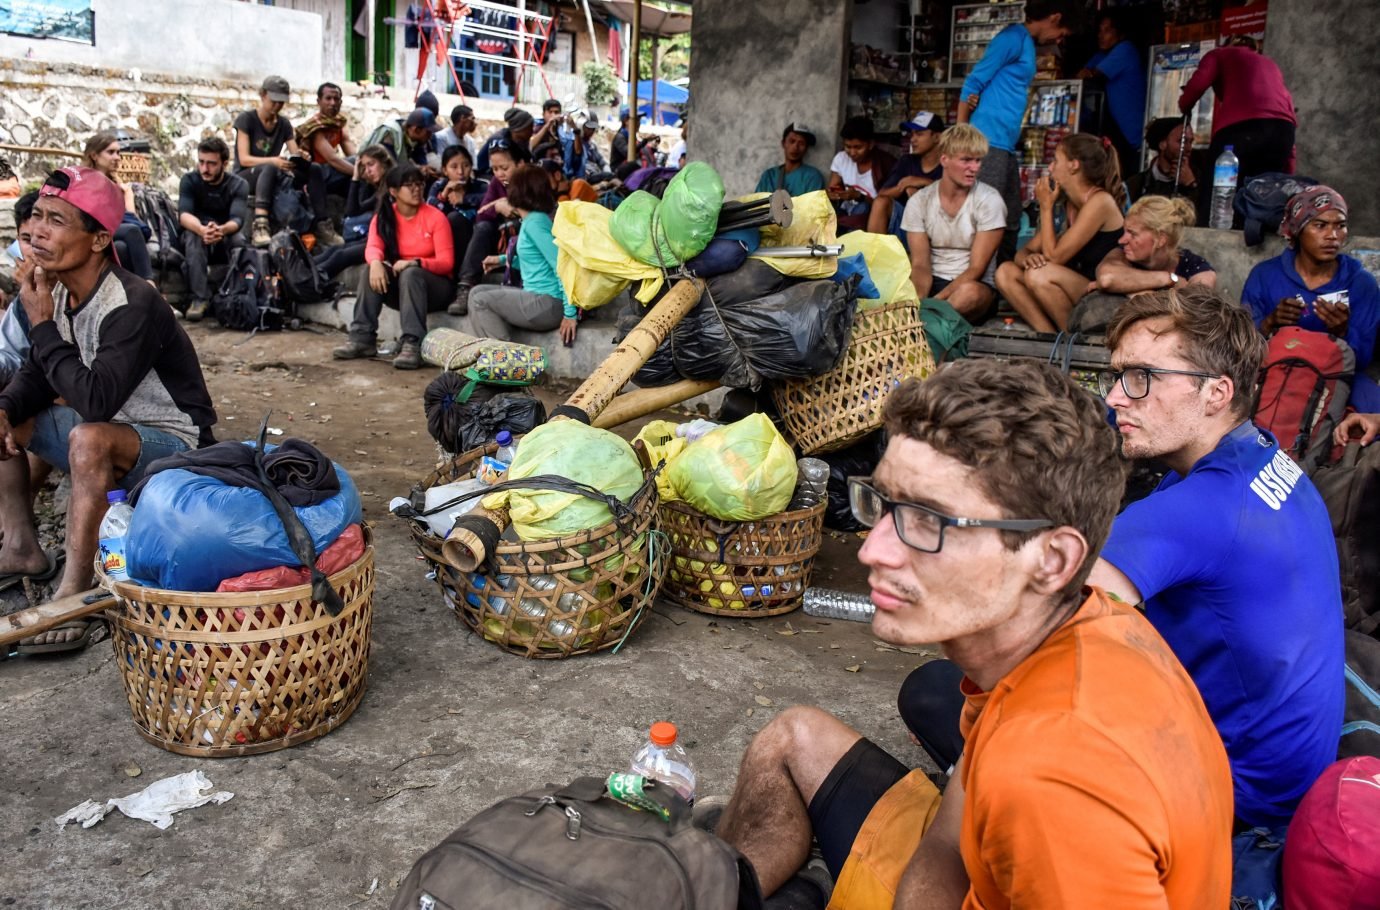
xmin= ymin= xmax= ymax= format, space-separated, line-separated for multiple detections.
xmin=637 ymin=33 xmax=691 ymax=81
xmin=582 ymin=61 xmax=618 ymax=106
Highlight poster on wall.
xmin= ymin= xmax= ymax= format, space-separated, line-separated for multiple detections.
xmin=0 ymin=0 xmax=95 ymax=44
xmin=1145 ymin=41 xmax=1216 ymax=145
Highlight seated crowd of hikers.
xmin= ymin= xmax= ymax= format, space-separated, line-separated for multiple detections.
xmin=1 ymin=35 xmax=1378 ymax=906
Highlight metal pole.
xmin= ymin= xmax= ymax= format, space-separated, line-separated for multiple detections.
xmin=581 ymin=0 xmax=600 ymax=62
xmin=515 ymin=0 xmax=527 ymax=104
xmin=366 ymin=0 xmax=377 ymax=85
xmin=629 ymin=0 xmax=641 ymax=154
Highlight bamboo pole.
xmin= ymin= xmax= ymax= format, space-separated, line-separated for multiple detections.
xmin=591 ymin=379 xmax=721 ymax=430
xmin=628 ymin=0 xmax=641 ymax=153
xmin=0 ymin=143 xmax=82 ymax=158
xmin=0 ymin=589 xmax=107 ymax=647
xmin=440 ymin=278 xmax=704 ymax=571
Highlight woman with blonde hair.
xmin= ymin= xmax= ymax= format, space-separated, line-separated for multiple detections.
xmin=994 ymin=132 xmax=1125 ymax=332
xmin=81 ymin=131 xmax=154 ymax=281
xmin=1094 ymin=194 xmax=1216 ymax=294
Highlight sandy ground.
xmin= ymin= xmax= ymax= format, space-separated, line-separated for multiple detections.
xmin=0 ymin=321 xmax=938 ymax=910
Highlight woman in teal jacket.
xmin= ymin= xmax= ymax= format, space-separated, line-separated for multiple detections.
xmin=467 ymin=164 xmax=579 ymax=345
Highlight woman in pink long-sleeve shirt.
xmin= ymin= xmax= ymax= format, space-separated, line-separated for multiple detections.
xmin=332 ymin=163 xmax=454 ymax=369
xmin=1179 ymin=37 xmax=1298 ymax=225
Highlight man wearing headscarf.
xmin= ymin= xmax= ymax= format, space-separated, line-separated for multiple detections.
xmin=1241 ymin=184 xmax=1380 ymax=408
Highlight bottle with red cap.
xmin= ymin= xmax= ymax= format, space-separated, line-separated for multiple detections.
xmin=629 ymin=721 xmax=697 ymax=804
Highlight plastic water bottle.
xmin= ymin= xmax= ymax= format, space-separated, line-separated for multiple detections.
xmin=802 ymin=587 xmax=876 ymax=622
xmin=424 ymin=478 xmax=488 ymax=536
xmin=630 ymin=721 xmax=697 ymax=804
xmin=494 ymin=430 xmax=518 ymax=466
xmin=789 ymin=458 xmax=829 ymax=510
xmin=98 ymin=490 xmax=134 ymax=581
xmin=1209 ymin=146 xmax=1239 ymax=230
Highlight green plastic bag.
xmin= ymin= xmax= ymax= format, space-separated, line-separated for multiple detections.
xmin=609 ymin=190 xmax=675 ymax=267
xmin=920 ymin=297 xmax=972 ymax=363
xmin=481 ymin=422 xmax=644 ymax=540
xmin=668 ymin=414 xmax=798 ymax=521
xmin=659 ymin=162 xmax=725 ymax=263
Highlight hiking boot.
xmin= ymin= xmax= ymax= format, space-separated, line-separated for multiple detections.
xmin=447 ymin=284 xmax=471 ymax=316
xmin=185 ymin=299 xmax=210 ymax=323
xmin=314 ymin=219 xmax=344 ymax=248
xmin=251 ymin=216 xmax=272 ymax=248
xmin=332 ymin=338 xmax=378 ymax=360
xmin=392 ymin=340 xmax=423 ymax=370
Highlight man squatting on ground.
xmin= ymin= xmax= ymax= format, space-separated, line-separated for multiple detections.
xmin=717 ymin=357 xmax=1233 ymax=908
xmin=0 ymin=167 xmax=216 ymax=650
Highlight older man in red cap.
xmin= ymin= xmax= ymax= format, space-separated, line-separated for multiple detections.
xmin=2 ymin=166 xmax=216 ymax=653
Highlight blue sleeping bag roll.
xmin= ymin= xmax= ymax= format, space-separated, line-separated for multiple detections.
xmin=125 ymin=464 xmax=363 ymax=592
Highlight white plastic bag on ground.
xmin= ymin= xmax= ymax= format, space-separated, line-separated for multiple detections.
xmin=55 ymin=770 xmax=234 ymax=831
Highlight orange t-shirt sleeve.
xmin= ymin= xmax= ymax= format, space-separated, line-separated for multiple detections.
xmin=963 ymin=714 xmax=1175 ymax=909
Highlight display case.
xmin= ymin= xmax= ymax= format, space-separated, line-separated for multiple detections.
xmin=949 ymin=1 xmax=1026 ymax=83
xmin=1017 ymin=79 xmax=1082 ymax=204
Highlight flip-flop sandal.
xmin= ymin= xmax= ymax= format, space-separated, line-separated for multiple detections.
xmin=16 ymin=616 xmax=110 ymax=655
xmin=0 ymin=550 xmax=65 ymax=594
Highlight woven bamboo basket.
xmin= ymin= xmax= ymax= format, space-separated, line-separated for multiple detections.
xmin=114 ymin=152 xmax=151 ymax=185
xmin=410 ymin=445 xmax=667 ymax=659
xmin=661 ymin=499 xmax=827 ymax=617
xmin=103 ymin=527 xmax=375 ymax=758
xmin=771 ymin=300 xmax=936 ymax=454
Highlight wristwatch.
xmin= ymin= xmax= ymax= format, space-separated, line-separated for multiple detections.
xmin=1168 ymin=272 xmax=1180 ymax=285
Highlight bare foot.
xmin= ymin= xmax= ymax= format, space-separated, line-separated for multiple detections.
xmin=20 ymin=617 xmax=108 ymax=649
xmin=0 ymin=546 xmax=51 ymax=578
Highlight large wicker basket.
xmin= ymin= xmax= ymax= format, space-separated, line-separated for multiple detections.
xmin=114 ymin=152 xmax=151 ymax=185
xmin=661 ymin=499 xmax=827 ymax=617
xmin=771 ymin=300 xmax=935 ymax=454
xmin=103 ymin=527 xmax=374 ymax=758
xmin=410 ymin=445 xmax=667 ymax=659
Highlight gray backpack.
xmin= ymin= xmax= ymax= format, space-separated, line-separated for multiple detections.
xmin=390 ymin=777 xmax=761 ymax=910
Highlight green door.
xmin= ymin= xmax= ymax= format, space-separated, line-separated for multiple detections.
xmin=347 ymin=0 xmax=395 ymax=86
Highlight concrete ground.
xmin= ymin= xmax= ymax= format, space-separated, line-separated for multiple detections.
xmin=0 ymin=321 xmax=938 ymax=910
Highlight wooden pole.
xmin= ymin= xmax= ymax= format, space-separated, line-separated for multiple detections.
xmin=366 ymin=0 xmax=378 ymax=86
xmin=440 ymin=278 xmax=704 ymax=571
xmin=0 ymin=589 xmax=107 ymax=647
xmin=591 ymin=379 xmax=721 ymax=430
xmin=629 ymin=0 xmax=641 ymax=153
xmin=650 ymin=38 xmax=659 ymax=126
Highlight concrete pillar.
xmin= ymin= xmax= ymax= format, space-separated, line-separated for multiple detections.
xmin=1266 ymin=0 xmax=1380 ymax=235
xmin=687 ymin=0 xmax=850 ymax=196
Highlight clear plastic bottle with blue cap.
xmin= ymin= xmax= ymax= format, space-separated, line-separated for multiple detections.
xmin=98 ymin=489 xmax=134 ymax=581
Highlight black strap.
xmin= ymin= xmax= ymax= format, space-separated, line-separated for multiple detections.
xmin=254 ymin=416 xmax=345 ymax=616
xmin=549 ymin=404 xmax=591 ymax=424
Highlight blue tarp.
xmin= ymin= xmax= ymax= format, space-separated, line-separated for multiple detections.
xmin=627 ymin=79 xmax=688 ymax=125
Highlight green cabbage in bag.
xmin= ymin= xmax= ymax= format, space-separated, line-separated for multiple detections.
xmin=667 ymin=414 xmax=798 ymax=521
xmin=609 ymin=190 xmax=675 ymax=267
xmin=659 ymin=162 xmax=725 ymax=264
xmin=481 ymin=422 xmax=644 ymax=540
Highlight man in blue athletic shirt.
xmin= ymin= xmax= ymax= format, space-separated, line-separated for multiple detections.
xmin=1090 ymin=285 xmax=1344 ymax=832
xmin=957 ymin=0 xmax=1077 ymax=259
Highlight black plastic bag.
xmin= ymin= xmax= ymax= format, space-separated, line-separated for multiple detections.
xmin=423 ymin=372 xmax=546 ymax=454
xmin=819 ymin=431 xmax=887 ymax=532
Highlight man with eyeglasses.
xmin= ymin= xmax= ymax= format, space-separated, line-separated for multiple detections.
xmin=1089 ymin=285 xmax=1343 ymax=847
xmin=715 ymin=358 xmax=1232 ymax=909
xmin=1241 ymin=185 xmax=1380 ymax=410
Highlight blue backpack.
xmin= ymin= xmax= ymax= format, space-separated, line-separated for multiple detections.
xmin=1233 ymin=172 xmax=1319 ymax=247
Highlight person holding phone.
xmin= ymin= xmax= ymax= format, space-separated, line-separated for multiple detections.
xmin=1241 ymin=185 xmax=1380 ymax=408
xmin=994 ymin=133 xmax=1125 ymax=332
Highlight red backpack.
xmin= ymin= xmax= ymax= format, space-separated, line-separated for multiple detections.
xmin=1252 ymin=327 xmax=1354 ymax=472
xmin=1282 ymin=756 xmax=1380 ymax=909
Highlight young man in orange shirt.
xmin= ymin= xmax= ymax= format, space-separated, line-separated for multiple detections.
xmin=715 ymin=358 xmax=1234 ymax=909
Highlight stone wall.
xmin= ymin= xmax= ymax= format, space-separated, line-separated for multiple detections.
xmin=0 ymin=60 xmax=519 ymax=198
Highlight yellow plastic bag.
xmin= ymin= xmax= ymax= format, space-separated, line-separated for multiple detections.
xmin=667 ymin=414 xmax=798 ymax=521
xmin=632 ymin=420 xmax=687 ymax=502
xmin=840 ymin=232 xmax=919 ymax=308
xmin=753 ymin=191 xmax=839 ymax=280
xmin=481 ymin=421 xmax=645 ymax=540
xmin=553 ymin=201 xmax=666 ymax=310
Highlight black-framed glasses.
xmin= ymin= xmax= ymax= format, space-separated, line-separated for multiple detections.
xmin=847 ymin=477 xmax=1054 ymax=554
xmin=1098 ymin=366 xmax=1220 ymax=400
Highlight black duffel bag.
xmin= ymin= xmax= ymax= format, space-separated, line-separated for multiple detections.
xmin=391 ymin=776 xmax=762 ymax=910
